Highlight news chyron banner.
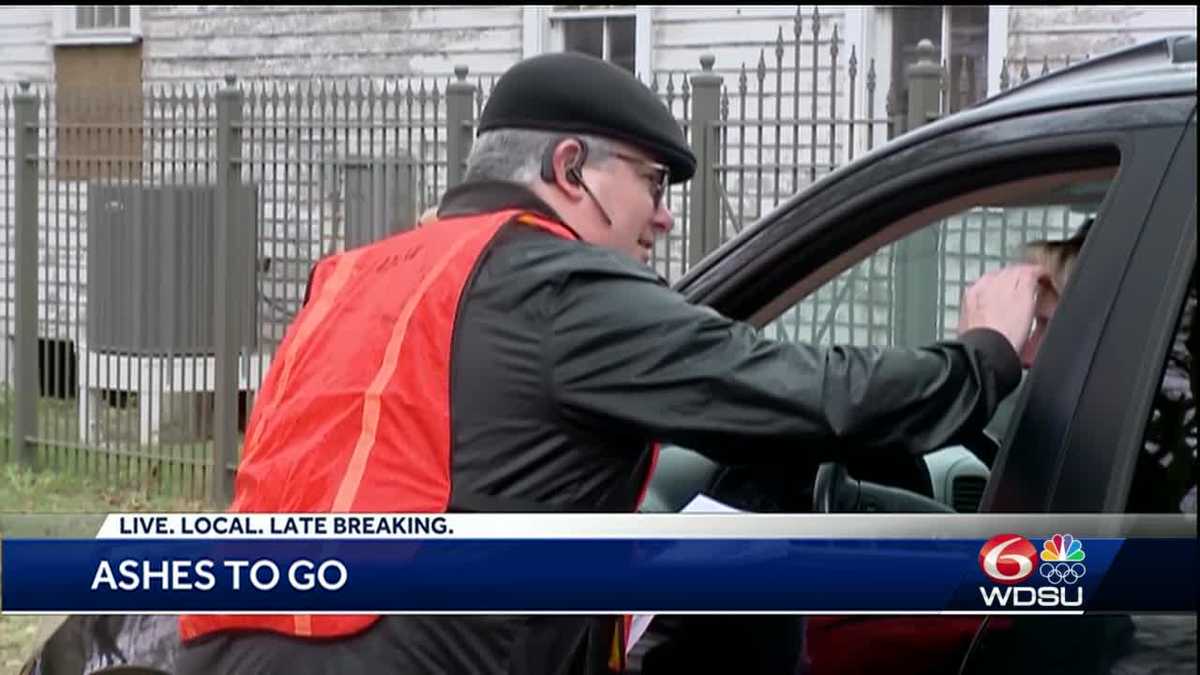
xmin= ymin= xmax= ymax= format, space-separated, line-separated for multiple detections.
xmin=0 ymin=513 xmax=1195 ymax=614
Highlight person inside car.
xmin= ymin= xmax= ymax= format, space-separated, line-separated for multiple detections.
xmin=1018 ymin=218 xmax=1092 ymax=367
xmin=803 ymin=218 xmax=1097 ymax=675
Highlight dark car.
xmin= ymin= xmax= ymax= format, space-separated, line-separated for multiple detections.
xmin=631 ymin=33 xmax=1197 ymax=675
xmin=22 ymin=34 xmax=1197 ymax=675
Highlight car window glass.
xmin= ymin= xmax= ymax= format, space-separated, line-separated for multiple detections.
xmin=760 ymin=167 xmax=1118 ymax=442
xmin=1126 ymin=266 xmax=1197 ymax=514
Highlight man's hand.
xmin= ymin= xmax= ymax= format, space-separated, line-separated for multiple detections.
xmin=958 ymin=264 xmax=1048 ymax=355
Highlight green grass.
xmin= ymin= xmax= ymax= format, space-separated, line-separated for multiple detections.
xmin=0 ymin=462 xmax=209 ymax=513
xmin=1 ymin=384 xmax=233 ymax=503
xmin=0 ymin=384 xmax=236 ymax=671
xmin=0 ymin=463 xmax=210 ymax=673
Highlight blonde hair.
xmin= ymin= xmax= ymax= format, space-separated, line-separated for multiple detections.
xmin=1022 ymin=218 xmax=1092 ymax=294
xmin=1024 ymin=239 xmax=1083 ymax=294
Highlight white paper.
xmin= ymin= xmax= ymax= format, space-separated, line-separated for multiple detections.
xmin=677 ymin=493 xmax=744 ymax=514
xmin=626 ymin=494 xmax=744 ymax=655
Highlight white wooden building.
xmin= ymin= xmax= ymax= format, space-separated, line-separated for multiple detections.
xmin=0 ymin=4 xmax=1196 ymax=391
xmin=2 ymin=6 xmax=1197 ymax=96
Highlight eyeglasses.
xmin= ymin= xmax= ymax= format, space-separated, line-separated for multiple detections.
xmin=611 ymin=152 xmax=670 ymax=210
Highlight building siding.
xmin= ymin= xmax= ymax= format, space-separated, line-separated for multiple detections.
xmin=0 ymin=6 xmax=53 ymax=85
xmin=652 ymin=5 xmax=845 ymax=81
xmin=1008 ymin=5 xmax=1197 ymax=69
xmin=140 ymin=5 xmax=525 ymax=83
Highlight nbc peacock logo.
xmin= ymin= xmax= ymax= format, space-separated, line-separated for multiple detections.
xmin=1039 ymin=533 xmax=1086 ymax=585
xmin=977 ymin=533 xmax=1086 ymax=608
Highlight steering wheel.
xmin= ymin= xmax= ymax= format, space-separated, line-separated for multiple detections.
xmin=812 ymin=431 xmax=999 ymax=514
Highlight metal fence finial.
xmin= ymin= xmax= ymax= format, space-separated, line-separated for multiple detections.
xmin=689 ymin=52 xmax=724 ymax=268
xmin=915 ymin=39 xmax=937 ymax=65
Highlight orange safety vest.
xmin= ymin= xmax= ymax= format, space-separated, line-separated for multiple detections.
xmin=179 ymin=208 xmax=660 ymax=662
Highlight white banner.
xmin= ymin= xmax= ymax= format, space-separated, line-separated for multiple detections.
xmin=91 ymin=510 xmax=1197 ymax=540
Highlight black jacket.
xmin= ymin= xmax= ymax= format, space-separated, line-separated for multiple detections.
xmin=178 ymin=180 xmax=1022 ymax=675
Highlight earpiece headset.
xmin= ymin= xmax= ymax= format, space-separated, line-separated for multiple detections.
xmin=540 ymin=137 xmax=613 ymax=226
xmin=540 ymin=137 xmax=588 ymax=184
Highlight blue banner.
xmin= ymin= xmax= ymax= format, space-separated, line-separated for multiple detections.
xmin=2 ymin=537 xmax=1194 ymax=613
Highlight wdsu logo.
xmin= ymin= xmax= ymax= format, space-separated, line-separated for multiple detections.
xmin=977 ymin=533 xmax=1086 ymax=608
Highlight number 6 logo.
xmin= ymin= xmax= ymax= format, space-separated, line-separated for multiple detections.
xmin=979 ymin=534 xmax=1037 ymax=584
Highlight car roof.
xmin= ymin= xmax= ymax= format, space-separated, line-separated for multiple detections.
xmin=981 ymin=33 xmax=1196 ymax=108
xmin=894 ymin=34 xmax=1197 ymax=154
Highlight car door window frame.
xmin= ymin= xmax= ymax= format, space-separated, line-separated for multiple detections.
xmin=679 ymin=97 xmax=1195 ymax=318
xmin=1058 ymin=114 xmax=1197 ymax=513
xmin=675 ymin=97 xmax=1194 ymax=515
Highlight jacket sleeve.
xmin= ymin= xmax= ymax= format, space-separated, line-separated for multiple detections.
xmin=544 ymin=256 xmax=1022 ymax=464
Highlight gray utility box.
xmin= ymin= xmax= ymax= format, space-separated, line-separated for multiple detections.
xmin=344 ymin=157 xmax=419 ymax=250
xmin=87 ymin=184 xmax=259 ymax=355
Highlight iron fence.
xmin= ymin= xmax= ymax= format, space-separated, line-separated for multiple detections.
xmin=710 ymin=12 xmax=893 ymax=244
xmin=1 ymin=87 xmax=13 ymax=463
xmin=1 ymin=6 xmax=1103 ymax=502
xmin=0 ymin=72 xmax=462 ymax=501
xmin=1000 ymin=52 xmax=1093 ymax=92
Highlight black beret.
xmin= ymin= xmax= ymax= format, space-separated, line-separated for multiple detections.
xmin=478 ymin=52 xmax=696 ymax=183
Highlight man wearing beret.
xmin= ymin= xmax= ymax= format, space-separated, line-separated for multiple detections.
xmin=178 ymin=52 xmax=1044 ymax=674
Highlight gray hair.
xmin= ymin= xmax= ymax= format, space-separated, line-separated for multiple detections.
xmin=463 ymin=128 xmax=616 ymax=184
